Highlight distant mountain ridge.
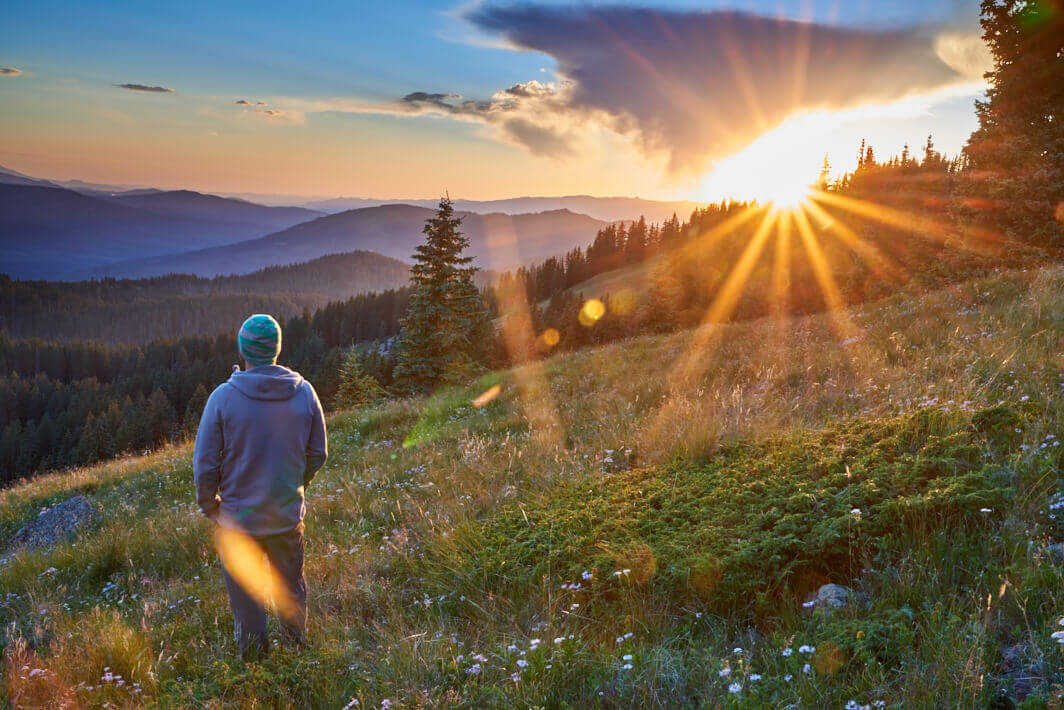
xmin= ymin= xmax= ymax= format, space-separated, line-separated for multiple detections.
xmin=87 ymin=204 xmax=608 ymax=278
xmin=0 ymin=177 xmax=323 ymax=279
xmin=0 ymin=163 xmax=694 ymax=281
xmin=302 ymin=195 xmax=706 ymax=224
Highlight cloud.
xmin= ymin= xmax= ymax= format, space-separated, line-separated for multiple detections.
xmin=115 ymin=83 xmax=174 ymax=93
xmin=253 ymin=108 xmax=304 ymax=125
xmin=401 ymin=91 xmax=462 ymax=108
xmin=392 ymin=80 xmax=581 ymax=156
xmin=0 ymin=67 xmax=21 ymax=76
xmin=934 ymin=31 xmax=993 ymax=79
xmin=235 ymin=99 xmax=251 ymax=105
xmin=455 ymin=5 xmax=977 ymax=175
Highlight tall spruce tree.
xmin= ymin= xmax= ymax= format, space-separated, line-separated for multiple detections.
xmin=394 ymin=197 xmax=491 ymax=392
xmin=960 ymin=0 xmax=1064 ymax=244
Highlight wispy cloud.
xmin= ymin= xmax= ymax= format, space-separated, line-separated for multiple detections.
xmin=115 ymin=83 xmax=174 ymax=93
xmin=253 ymin=108 xmax=304 ymax=125
xmin=0 ymin=67 xmax=22 ymax=76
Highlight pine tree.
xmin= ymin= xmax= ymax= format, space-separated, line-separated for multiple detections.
xmin=333 ymin=349 xmax=385 ymax=410
xmin=394 ymin=197 xmax=492 ymax=392
xmin=960 ymin=0 xmax=1064 ymax=244
xmin=817 ymin=155 xmax=832 ymax=189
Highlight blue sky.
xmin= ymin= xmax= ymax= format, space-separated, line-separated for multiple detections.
xmin=0 ymin=1 xmax=987 ymax=200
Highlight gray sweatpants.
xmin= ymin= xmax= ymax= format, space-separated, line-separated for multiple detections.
xmin=219 ymin=523 xmax=307 ymax=657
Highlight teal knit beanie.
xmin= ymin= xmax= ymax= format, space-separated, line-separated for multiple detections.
xmin=238 ymin=314 xmax=282 ymax=367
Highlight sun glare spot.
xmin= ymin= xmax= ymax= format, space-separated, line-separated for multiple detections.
xmin=579 ymin=298 xmax=606 ymax=326
xmin=538 ymin=327 xmax=561 ymax=349
xmin=472 ymin=384 xmax=501 ymax=408
xmin=763 ymin=182 xmax=812 ymax=210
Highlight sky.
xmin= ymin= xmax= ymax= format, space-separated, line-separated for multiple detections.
xmin=0 ymin=1 xmax=990 ymax=202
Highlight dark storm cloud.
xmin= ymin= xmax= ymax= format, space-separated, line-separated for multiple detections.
xmin=235 ymin=99 xmax=250 ymax=105
xmin=401 ymin=91 xmax=462 ymax=109
xmin=115 ymin=83 xmax=174 ymax=93
xmin=462 ymin=5 xmax=969 ymax=173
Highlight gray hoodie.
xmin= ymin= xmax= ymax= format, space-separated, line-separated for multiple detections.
xmin=193 ymin=364 xmax=327 ymax=536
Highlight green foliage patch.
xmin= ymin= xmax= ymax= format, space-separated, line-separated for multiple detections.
xmin=455 ymin=406 xmax=1024 ymax=617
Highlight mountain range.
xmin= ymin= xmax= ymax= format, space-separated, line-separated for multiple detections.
xmin=90 ymin=204 xmax=607 ymax=278
xmin=0 ymin=164 xmax=682 ymax=281
xmin=299 ymin=195 xmax=705 ymax=224
xmin=0 ymin=166 xmax=323 ymax=279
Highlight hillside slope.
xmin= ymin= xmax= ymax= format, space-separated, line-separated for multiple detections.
xmin=92 ymin=205 xmax=607 ymax=278
xmin=2 ymin=266 xmax=1063 ymax=707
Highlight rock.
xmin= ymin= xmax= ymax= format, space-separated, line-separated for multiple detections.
xmin=1044 ymin=542 xmax=1064 ymax=563
xmin=999 ymin=642 xmax=1043 ymax=702
xmin=804 ymin=583 xmax=853 ymax=612
xmin=7 ymin=496 xmax=98 ymax=552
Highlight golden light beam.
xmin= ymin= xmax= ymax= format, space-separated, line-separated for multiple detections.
xmin=791 ymin=205 xmax=860 ymax=341
xmin=770 ymin=209 xmax=793 ymax=323
xmin=639 ymin=208 xmax=777 ymax=457
xmin=801 ymin=197 xmax=909 ymax=283
xmin=809 ymin=189 xmax=1005 ymax=258
xmin=479 ymin=216 xmax=565 ymax=452
xmin=676 ymin=203 xmax=764 ymax=263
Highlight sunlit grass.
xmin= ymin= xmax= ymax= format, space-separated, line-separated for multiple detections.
xmin=2 ymin=264 xmax=1064 ymax=707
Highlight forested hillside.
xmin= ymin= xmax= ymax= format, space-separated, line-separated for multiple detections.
xmin=0 ymin=251 xmax=412 ymax=344
xmin=0 ymin=288 xmax=409 ymax=485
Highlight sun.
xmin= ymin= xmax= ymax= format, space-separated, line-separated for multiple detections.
xmin=760 ymin=181 xmax=812 ymax=209
xmin=694 ymin=109 xmax=839 ymax=209
xmin=696 ymin=139 xmax=817 ymax=210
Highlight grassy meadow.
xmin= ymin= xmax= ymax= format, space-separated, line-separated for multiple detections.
xmin=3 ymin=264 xmax=1064 ymax=708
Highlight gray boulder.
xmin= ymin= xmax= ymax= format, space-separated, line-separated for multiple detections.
xmin=999 ymin=642 xmax=1043 ymax=702
xmin=7 ymin=496 xmax=98 ymax=551
xmin=804 ymin=583 xmax=853 ymax=611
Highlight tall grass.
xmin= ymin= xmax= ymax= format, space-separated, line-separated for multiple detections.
xmin=2 ymin=265 xmax=1063 ymax=708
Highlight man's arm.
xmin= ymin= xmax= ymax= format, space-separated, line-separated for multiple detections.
xmin=193 ymin=387 xmax=225 ymax=520
xmin=304 ymin=382 xmax=328 ymax=488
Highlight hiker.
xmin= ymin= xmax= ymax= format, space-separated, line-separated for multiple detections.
xmin=193 ymin=314 xmax=328 ymax=657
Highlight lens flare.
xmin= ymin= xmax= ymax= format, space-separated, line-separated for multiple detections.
xmin=214 ymin=523 xmax=300 ymax=622
xmin=472 ymin=384 xmax=501 ymax=408
xmin=579 ymin=298 xmax=606 ymax=326
xmin=538 ymin=328 xmax=560 ymax=349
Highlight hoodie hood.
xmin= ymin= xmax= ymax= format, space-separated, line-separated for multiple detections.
xmin=226 ymin=364 xmax=304 ymax=401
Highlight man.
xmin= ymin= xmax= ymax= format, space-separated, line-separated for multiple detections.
xmin=193 ymin=314 xmax=328 ymax=658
